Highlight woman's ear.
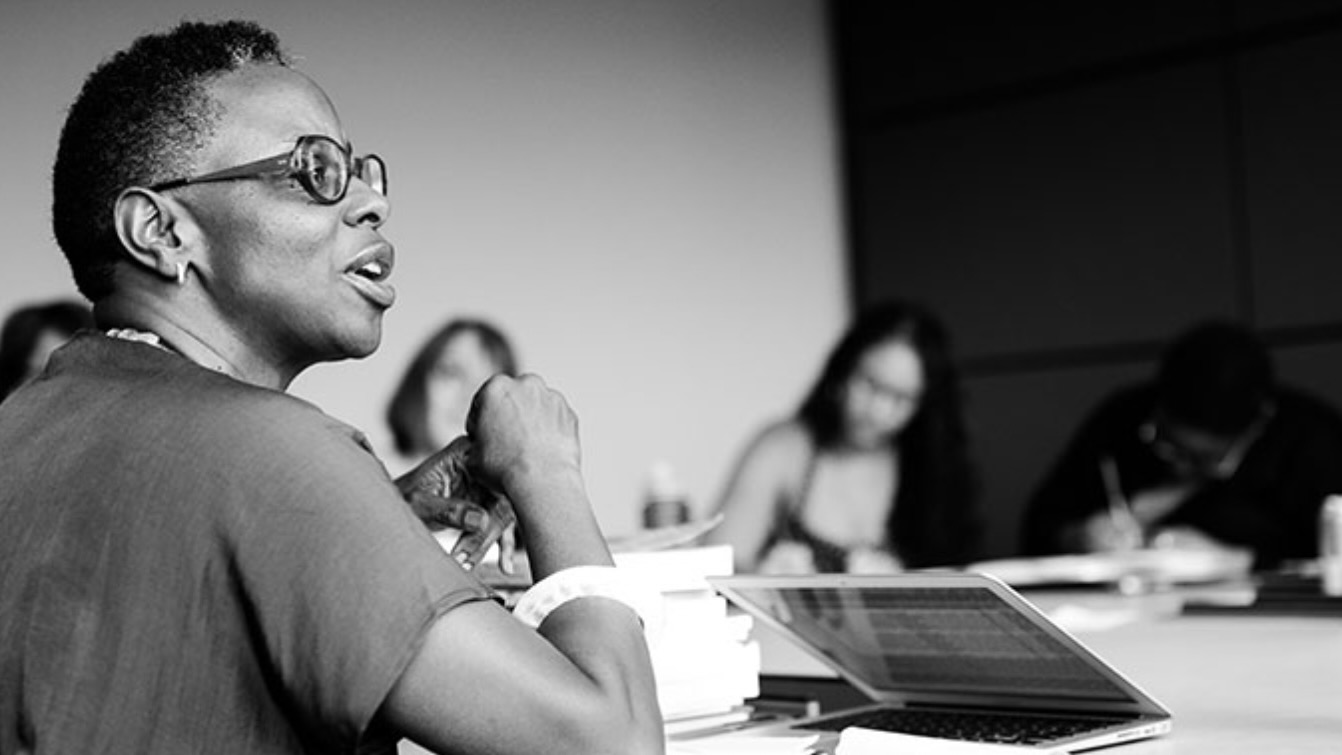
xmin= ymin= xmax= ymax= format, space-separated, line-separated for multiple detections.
xmin=113 ymin=188 xmax=192 ymax=283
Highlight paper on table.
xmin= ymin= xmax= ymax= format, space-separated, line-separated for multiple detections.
xmin=667 ymin=732 xmax=820 ymax=755
xmin=608 ymin=512 xmax=726 ymax=553
xmin=968 ymin=548 xmax=1251 ymax=588
xmin=836 ymin=728 xmax=1067 ymax=754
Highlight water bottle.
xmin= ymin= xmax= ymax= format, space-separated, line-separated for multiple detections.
xmin=1321 ymin=495 xmax=1342 ymax=597
xmin=641 ymin=460 xmax=689 ymax=529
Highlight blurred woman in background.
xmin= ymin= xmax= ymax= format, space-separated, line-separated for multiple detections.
xmin=0 ymin=298 xmax=93 ymax=403
xmin=707 ymin=300 xmax=982 ymax=573
xmin=387 ymin=318 xmax=518 ymax=464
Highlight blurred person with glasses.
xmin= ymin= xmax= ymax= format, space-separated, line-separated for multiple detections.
xmin=0 ymin=19 xmax=661 ymax=755
xmin=1021 ymin=320 xmax=1342 ymax=570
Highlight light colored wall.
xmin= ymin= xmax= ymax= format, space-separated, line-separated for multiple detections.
xmin=0 ymin=0 xmax=846 ymax=536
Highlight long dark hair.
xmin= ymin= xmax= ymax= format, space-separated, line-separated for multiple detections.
xmin=797 ymin=300 xmax=981 ymax=567
xmin=386 ymin=319 xmax=517 ymax=457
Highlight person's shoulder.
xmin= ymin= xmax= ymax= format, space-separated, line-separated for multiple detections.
xmin=1273 ymin=386 xmax=1342 ymax=428
xmin=175 ymin=380 xmax=395 ymax=515
xmin=752 ymin=417 xmax=810 ymax=449
xmin=1276 ymin=384 xmax=1341 ymax=409
xmin=736 ymin=417 xmax=811 ymax=464
xmin=165 ymin=373 xmax=370 ymax=458
xmin=178 ymin=374 xmax=314 ymax=423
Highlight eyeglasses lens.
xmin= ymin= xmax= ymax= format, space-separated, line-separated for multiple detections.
xmin=359 ymin=155 xmax=387 ymax=197
xmin=296 ymin=138 xmax=347 ymax=203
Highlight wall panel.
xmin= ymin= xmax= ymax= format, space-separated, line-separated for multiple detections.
xmin=1242 ymin=30 xmax=1342 ymax=328
xmin=854 ymin=63 xmax=1237 ymax=361
xmin=835 ymin=0 xmax=1342 ymax=555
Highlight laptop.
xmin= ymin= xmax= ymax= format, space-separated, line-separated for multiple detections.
xmin=707 ymin=572 xmax=1172 ymax=752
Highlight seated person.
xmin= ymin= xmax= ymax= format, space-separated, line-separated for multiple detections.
xmin=706 ymin=299 xmax=983 ymax=573
xmin=0 ymin=20 xmax=661 ymax=755
xmin=386 ymin=317 xmax=518 ymax=466
xmin=1020 ymin=320 xmax=1342 ymax=570
xmin=0 ymin=298 xmax=93 ymax=401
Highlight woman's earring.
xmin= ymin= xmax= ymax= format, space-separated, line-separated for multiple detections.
xmin=175 ymin=262 xmax=188 ymax=286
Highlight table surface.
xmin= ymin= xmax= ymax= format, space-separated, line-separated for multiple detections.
xmin=753 ymin=584 xmax=1342 ymax=754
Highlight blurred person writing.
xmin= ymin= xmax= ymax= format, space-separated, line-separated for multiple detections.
xmin=706 ymin=300 xmax=983 ymax=574
xmin=1021 ymin=320 xmax=1342 ymax=570
xmin=0 ymin=20 xmax=661 ymax=755
xmin=0 ymin=298 xmax=92 ymax=402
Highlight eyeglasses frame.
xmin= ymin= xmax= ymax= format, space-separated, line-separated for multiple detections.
xmin=147 ymin=134 xmax=385 ymax=205
xmin=1138 ymin=403 xmax=1275 ymax=480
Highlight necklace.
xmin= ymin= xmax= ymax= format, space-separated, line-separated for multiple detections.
xmin=105 ymin=327 xmax=171 ymax=352
xmin=104 ymin=325 xmax=228 ymax=375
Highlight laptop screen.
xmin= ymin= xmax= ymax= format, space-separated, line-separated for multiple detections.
xmin=723 ymin=582 xmax=1133 ymax=703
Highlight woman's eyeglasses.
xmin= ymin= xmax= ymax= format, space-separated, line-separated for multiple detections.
xmin=148 ymin=135 xmax=386 ymax=205
xmin=1138 ymin=406 xmax=1273 ymax=480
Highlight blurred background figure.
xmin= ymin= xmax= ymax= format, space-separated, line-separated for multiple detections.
xmin=386 ymin=318 xmax=518 ymax=466
xmin=0 ymin=298 xmax=93 ymax=403
xmin=706 ymin=299 xmax=982 ymax=574
xmin=1021 ymin=320 xmax=1342 ymax=570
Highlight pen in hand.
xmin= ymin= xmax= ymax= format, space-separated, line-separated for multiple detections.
xmin=1099 ymin=456 xmax=1144 ymax=550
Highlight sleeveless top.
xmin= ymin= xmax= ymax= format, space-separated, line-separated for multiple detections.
xmin=758 ymin=448 xmax=894 ymax=573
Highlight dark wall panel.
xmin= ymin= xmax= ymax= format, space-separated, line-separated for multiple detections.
xmin=1274 ymin=342 xmax=1342 ymax=409
xmin=1232 ymin=0 xmax=1342 ymax=29
xmin=836 ymin=2 xmax=1226 ymax=116
xmin=833 ymin=0 xmax=1342 ymax=557
xmin=1242 ymin=30 xmax=1342 ymax=328
xmin=854 ymin=63 xmax=1237 ymax=360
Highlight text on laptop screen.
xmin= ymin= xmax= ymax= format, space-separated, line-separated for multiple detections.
xmin=743 ymin=586 xmax=1132 ymax=702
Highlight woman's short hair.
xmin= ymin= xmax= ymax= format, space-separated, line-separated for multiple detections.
xmin=52 ymin=20 xmax=290 ymax=301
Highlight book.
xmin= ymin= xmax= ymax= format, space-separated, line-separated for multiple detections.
xmin=836 ymin=728 xmax=1067 ymax=754
xmin=609 ymin=544 xmax=763 ymax=722
xmin=664 ymin=705 xmax=755 ymax=737
xmin=614 ymin=543 xmax=734 ymax=593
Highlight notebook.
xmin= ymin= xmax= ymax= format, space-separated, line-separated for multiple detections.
xmin=707 ymin=572 xmax=1172 ymax=752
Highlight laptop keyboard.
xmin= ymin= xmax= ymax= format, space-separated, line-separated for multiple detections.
xmin=798 ymin=707 xmax=1120 ymax=745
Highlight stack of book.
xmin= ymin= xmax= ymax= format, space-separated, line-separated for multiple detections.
xmin=613 ymin=543 xmax=761 ymax=737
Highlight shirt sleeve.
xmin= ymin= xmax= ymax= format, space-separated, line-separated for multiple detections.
xmin=210 ymin=392 xmax=494 ymax=750
xmin=1172 ymin=392 xmax=1342 ymax=567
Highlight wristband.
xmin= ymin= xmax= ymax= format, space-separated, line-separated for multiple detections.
xmin=513 ymin=565 xmax=664 ymax=646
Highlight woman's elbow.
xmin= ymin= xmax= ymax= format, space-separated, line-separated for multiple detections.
xmin=553 ymin=702 xmax=664 ymax=755
xmin=601 ymin=711 xmax=665 ymax=755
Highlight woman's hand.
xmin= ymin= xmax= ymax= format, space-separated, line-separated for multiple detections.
xmin=466 ymin=373 xmax=584 ymax=506
xmin=396 ymin=435 xmax=517 ymax=572
xmin=1074 ymin=510 xmax=1146 ymax=552
xmin=847 ymin=546 xmax=903 ymax=574
xmin=758 ymin=540 xmax=818 ymax=574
